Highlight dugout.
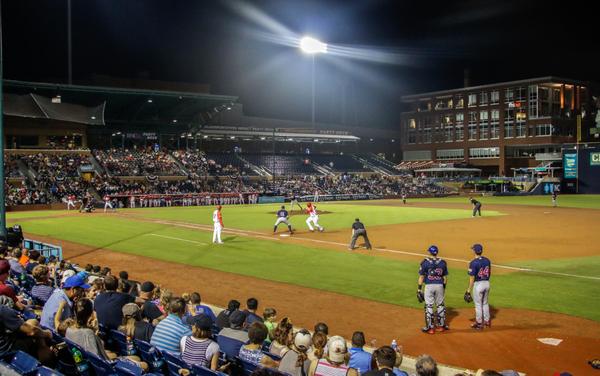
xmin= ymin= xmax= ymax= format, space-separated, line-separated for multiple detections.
xmin=562 ymin=144 xmax=600 ymax=193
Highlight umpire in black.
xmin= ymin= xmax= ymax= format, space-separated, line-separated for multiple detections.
xmin=348 ymin=218 xmax=372 ymax=250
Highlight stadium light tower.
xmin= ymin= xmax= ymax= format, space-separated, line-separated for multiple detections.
xmin=299 ymin=36 xmax=327 ymax=130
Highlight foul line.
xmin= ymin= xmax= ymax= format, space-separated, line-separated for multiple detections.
xmin=145 ymin=233 xmax=208 ymax=246
xmin=134 ymin=217 xmax=600 ymax=281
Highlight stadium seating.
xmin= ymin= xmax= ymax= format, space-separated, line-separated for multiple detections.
xmin=243 ymin=154 xmax=317 ymax=175
xmin=308 ymin=154 xmax=370 ymax=172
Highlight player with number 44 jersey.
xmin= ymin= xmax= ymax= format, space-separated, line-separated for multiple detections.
xmin=465 ymin=243 xmax=492 ymax=330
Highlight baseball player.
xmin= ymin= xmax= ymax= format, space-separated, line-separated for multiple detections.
xmin=464 ymin=243 xmax=492 ymax=330
xmin=551 ymin=189 xmax=558 ymax=207
xmin=314 ymin=190 xmax=320 ymax=203
xmin=212 ymin=205 xmax=224 ymax=244
xmin=401 ymin=192 xmax=407 ymax=205
xmin=289 ymin=194 xmax=303 ymax=212
xmin=305 ymin=202 xmax=324 ymax=232
xmin=416 ymin=245 xmax=449 ymax=334
xmin=273 ymin=205 xmax=293 ymax=234
xmin=469 ymin=197 xmax=482 ymax=217
xmin=103 ymin=195 xmax=114 ymax=212
xmin=348 ymin=218 xmax=372 ymax=250
xmin=66 ymin=194 xmax=76 ymax=210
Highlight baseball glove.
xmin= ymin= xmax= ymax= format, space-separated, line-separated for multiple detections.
xmin=589 ymin=359 xmax=600 ymax=369
xmin=416 ymin=290 xmax=424 ymax=303
xmin=463 ymin=291 xmax=472 ymax=303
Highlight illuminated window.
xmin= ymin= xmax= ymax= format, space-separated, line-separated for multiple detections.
xmin=468 ymin=94 xmax=477 ymax=107
xmin=479 ymin=92 xmax=488 ymax=106
xmin=490 ymin=91 xmax=499 ymax=104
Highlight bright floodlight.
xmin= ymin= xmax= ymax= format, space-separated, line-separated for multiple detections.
xmin=300 ymin=36 xmax=327 ymax=54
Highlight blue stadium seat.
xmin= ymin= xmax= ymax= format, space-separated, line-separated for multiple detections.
xmin=36 ymin=366 xmax=66 ymax=376
xmin=191 ymin=364 xmax=226 ymax=376
xmin=133 ymin=339 xmax=164 ymax=372
xmin=114 ymin=359 xmax=143 ymax=376
xmin=110 ymin=329 xmax=137 ymax=356
xmin=9 ymin=350 xmax=40 ymax=375
xmin=217 ymin=336 xmax=245 ymax=359
xmin=163 ymin=351 xmax=190 ymax=376
xmin=236 ymin=357 xmax=257 ymax=376
xmin=81 ymin=350 xmax=117 ymax=376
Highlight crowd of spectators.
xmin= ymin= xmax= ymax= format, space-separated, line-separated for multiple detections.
xmin=94 ymin=148 xmax=184 ymax=176
xmin=4 ymin=181 xmax=49 ymax=206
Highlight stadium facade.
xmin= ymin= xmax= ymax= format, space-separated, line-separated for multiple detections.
xmin=400 ymin=77 xmax=595 ymax=175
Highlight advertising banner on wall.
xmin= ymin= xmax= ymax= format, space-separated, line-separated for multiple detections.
xmin=563 ymin=153 xmax=577 ymax=179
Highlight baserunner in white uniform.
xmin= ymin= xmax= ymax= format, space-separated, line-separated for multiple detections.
xmin=103 ymin=195 xmax=114 ymax=212
xmin=212 ymin=205 xmax=224 ymax=244
xmin=305 ymin=202 xmax=324 ymax=232
xmin=273 ymin=205 xmax=293 ymax=235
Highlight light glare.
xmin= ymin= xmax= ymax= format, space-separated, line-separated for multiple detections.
xmin=300 ymin=37 xmax=327 ymax=54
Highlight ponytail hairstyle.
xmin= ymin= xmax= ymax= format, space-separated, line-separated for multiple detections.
xmin=74 ymin=298 xmax=94 ymax=328
xmin=293 ymin=329 xmax=312 ymax=368
xmin=312 ymin=332 xmax=328 ymax=360
xmin=273 ymin=317 xmax=294 ymax=347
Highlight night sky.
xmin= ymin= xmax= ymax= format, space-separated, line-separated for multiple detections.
xmin=2 ymin=0 xmax=598 ymax=129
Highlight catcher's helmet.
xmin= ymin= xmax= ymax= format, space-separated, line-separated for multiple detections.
xmin=472 ymin=243 xmax=483 ymax=254
xmin=427 ymin=245 xmax=439 ymax=255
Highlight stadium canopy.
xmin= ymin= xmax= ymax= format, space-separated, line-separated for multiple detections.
xmin=3 ymin=79 xmax=238 ymax=130
xmin=199 ymin=126 xmax=360 ymax=143
xmin=415 ymin=167 xmax=482 ymax=177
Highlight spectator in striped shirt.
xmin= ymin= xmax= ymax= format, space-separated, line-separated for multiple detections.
xmin=31 ymin=265 xmax=54 ymax=304
xmin=308 ymin=336 xmax=358 ymax=376
xmin=150 ymin=297 xmax=192 ymax=354
xmin=180 ymin=314 xmax=220 ymax=370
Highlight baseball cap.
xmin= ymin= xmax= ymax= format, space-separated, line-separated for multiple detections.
xmin=62 ymin=269 xmax=76 ymax=281
xmin=140 ymin=281 xmax=155 ymax=293
xmin=0 ymin=259 xmax=10 ymax=275
xmin=122 ymin=303 xmax=140 ymax=317
xmin=190 ymin=314 xmax=214 ymax=330
xmin=229 ymin=310 xmax=247 ymax=328
xmin=427 ymin=245 xmax=439 ymax=255
xmin=472 ymin=244 xmax=483 ymax=254
xmin=327 ymin=336 xmax=348 ymax=363
xmin=294 ymin=330 xmax=312 ymax=351
xmin=63 ymin=274 xmax=91 ymax=289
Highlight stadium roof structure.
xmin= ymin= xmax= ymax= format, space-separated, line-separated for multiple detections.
xmin=199 ymin=125 xmax=360 ymax=143
xmin=3 ymin=79 xmax=238 ymax=129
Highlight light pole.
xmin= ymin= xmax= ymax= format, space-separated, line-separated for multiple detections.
xmin=299 ymin=36 xmax=327 ymax=130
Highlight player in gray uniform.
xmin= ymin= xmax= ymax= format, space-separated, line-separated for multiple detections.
xmin=417 ymin=245 xmax=449 ymax=334
xmin=273 ymin=206 xmax=293 ymax=234
xmin=464 ymin=243 xmax=492 ymax=329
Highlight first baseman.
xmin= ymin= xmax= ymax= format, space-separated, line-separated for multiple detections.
xmin=305 ymin=202 xmax=324 ymax=232
xmin=465 ymin=243 xmax=492 ymax=329
xmin=212 ymin=205 xmax=224 ymax=244
xmin=417 ymin=245 xmax=449 ymax=334
xmin=274 ymin=205 xmax=293 ymax=234
xmin=469 ymin=197 xmax=482 ymax=217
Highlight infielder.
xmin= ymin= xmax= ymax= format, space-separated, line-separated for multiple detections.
xmin=103 ymin=195 xmax=114 ymax=212
xmin=348 ymin=218 xmax=372 ymax=250
xmin=289 ymin=194 xmax=303 ymax=212
xmin=464 ymin=243 xmax=491 ymax=330
xmin=417 ymin=245 xmax=449 ymax=334
xmin=305 ymin=202 xmax=324 ymax=232
xmin=551 ymin=190 xmax=558 ymax=207
xmin=212 ymin=205 xmax=224 ymax=244
xmin=273 ymin=205 xmax=293 ymax=234
xmin=401 ymin=192 xmax=407 ymax=205
xmin=469 ymin=197 xmax=482 ymax=217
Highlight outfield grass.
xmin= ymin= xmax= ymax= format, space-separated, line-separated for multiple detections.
xmin=414 ymin=194 xmax=600 ymax=209
xmin=9 ymin=205 xmax=600 ymax=322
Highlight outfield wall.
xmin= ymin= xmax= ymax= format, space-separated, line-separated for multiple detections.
xmin=563 ymin=146 xmax=600 ymax=194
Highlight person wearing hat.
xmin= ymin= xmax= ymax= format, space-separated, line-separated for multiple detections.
xmin=308 ymin=335 xmax=358 ymax=376
xmin=139 ymin=281 xmax=165 ymax=324
xmin=217 ymin=310 xmax=249 ymax=358
xmin=180 ymin=314 xmax=220 ymax=370
xmin=348 ymin=218 xmax=372 ymax=251
xmin=41 ymin=274 xmax=90 ymax=330
xmin=118 ymin=303 xmax=154 ymax=343
xmin=417 ymin=245 xmax=449 ymax=334
xmin=278 ymin=329 xmax=313 ymax=376
xmin=212 ymin=205 xmax=224 ymax=244
xmin=465 ymin=243 xmax=492 ymax=330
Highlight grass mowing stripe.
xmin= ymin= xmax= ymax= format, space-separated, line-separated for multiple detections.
xmin=413 ymin=194 xmax=600 ymax=209
xmin=15 ymin=214 xmax=600 ymax=321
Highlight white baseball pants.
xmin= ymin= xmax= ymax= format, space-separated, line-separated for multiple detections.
xmin=213 ymin=223 xmax=223 ymax=243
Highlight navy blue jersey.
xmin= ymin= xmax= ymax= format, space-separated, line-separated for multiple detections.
xmin=471 ymin=198 xmax=481 ymax=206
xmin=277 ymin=209 xmax=289 ymax=218
xmin=418 ymin=257 xmax=448 ymax=285
xmin=468 ymin=256 xmax=492 ymax=281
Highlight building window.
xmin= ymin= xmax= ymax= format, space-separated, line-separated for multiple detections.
xmin=445 ymin=126 xmax=453 ymax=142
xmin=409 ymin=118 xmax=416 ymax=129
xmin=528 ymin=85 xmax=538 ymax=119
xmin=490 ymin=91 xmax=499 ymax=105
xmin=468 ymin=111 xmax=478 ymax=140
xmin=504 ymin=109 xmax=515 ymax=138
xmin=403 ymin=150 xmax=431 ymax=161
xmin=539 ymin=87 xmax=551 ymax=117
xmin=535 ymin=124 xmax=552 ymax=136
xmin=469 ymin=147 xmax=500 ymax=159
xmin=479 ymin=111 xmax=489 ymax=139
xmin=516 ymin=119 xmax=526 ymax=137
xmin=447 ymin=98 xmax=454 ymax=108
xmin=456 ymin=95 xmax=464 ymax=108
xmin=515 ymin=86 xmax=527 ymax=101
xmin=490 ymin=109 xmax=499 ymax=139
xmin=423 ymin=128 xmax=432 ymax=143
xmin=455 ymin=125 xmax=464 ymax=140
xmin=479 ymin=92 xmax=488 ymax=106
xmin=436 ymin=148 xmax=464 ymax=160
xmin=505 ymin=88 xmax=514 ymax=103
xmin=468 ymin=93 xmax=477 ymax=107
xmin=408 ymin=131 xmax=416 ymax=144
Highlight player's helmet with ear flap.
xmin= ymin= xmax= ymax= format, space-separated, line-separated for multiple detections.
xmin=427 ymin=245 xmax=439 ymax=255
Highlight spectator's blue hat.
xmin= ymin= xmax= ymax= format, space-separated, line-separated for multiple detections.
xmin=76 ymin=271 xmax=89 ymax=280
xmin=229 ymin=310 xmax=247 ymax=328
xmin=63 ymin=274 xmax=90 ymax=289
xmin=472 ymin=243 xmax=483 ymax=254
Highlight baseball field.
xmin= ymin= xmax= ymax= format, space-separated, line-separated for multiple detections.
xmin=8 ymin=195 xmax=600 ymax=374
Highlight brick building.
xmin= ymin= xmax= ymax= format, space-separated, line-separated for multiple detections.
xmin=400 ymin=77 xmax=592 ymax=175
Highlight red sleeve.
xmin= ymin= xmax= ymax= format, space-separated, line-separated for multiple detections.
xmin=218 ymin=212 xmax=224 ymax=227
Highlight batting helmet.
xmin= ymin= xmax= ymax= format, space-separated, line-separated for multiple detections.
xmin=427 ymin=245 xmax=439 ymax=255
xmin=472 ymin=243 xmax=483 ymax=254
